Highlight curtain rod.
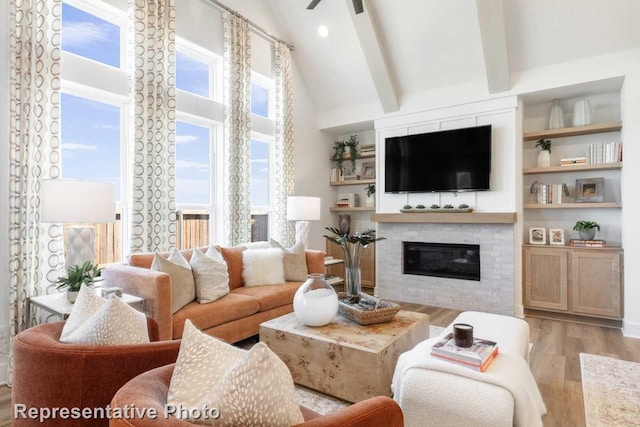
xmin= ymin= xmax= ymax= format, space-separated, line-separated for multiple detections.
xmin=203 ymin=0 xmax=295 ymax=51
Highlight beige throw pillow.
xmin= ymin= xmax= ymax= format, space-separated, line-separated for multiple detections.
xmin=62 ymin=293 xmax=150 ymax=345
xmin=167 ymin=320 xmax=303 ymax=427
xmin=151 ymin=249 xmax=196 ymax=313
xmin=242 ymin=248 xmax=285 ymax=287
xmin=189 ymin=247 xmax=230 ymax=304
xmin=270 ymin=239 xmax=308 ymax=281
xmin=60 ymin=284 xmax=106 ymax=342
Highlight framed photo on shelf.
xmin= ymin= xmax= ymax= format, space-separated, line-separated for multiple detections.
xmin=360 ymin=161 xmax=375 ymax=180
xmin=575 ymin=178 xmax=604 ymax=203
xmin=549 ymin=229 xmax=565 ymax=245
xmin=529 ymin=227 xmax=546 ymax=245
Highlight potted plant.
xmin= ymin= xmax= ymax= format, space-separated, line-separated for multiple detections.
xmin=332 ymin=135 xmax=359 ymax=174
xmin=573 ymin=220 xmax=600 ymax=240
xmin=364 ymin=184 xmax=375 ymax=207
xmin=324 ymin=227 xmax=384 ymax=303
xmin=535 ymin=138 xmax=551 ymax=168
xmin=55 ymin=261 xmax=103 ymax=303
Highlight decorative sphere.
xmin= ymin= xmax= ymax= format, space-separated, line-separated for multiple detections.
xmin=293 ymin=274 xmax=338 ymax=327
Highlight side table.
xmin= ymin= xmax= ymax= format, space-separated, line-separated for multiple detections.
xmin=26 ymin=290 xmax=144 ymax=328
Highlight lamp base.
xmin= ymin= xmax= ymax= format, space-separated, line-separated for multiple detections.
xmin=295 ymin=221 xmax=310 ymax=248
xmin=65 ymin=226 xmax=96 ymax=269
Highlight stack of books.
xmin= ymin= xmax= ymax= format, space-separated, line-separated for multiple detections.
xmin=569 ymin=239 xmax=606 ymax=248
xmin=537 ymin=183 xmax=570 ymax=204
xmin=336 ymin=193 xmax=359 ymax=208
xmin=586 ymin=142 xmax=622 ymax=164
xmin=560 ymin=157 xmax=587 ymax=167
xmin=431 ymin=333 xmax=499 ymax=372
xmin=329 ymin=168 xmax=343 ymax=183
xmin=360 ymin=144 xmax=376 ymax=156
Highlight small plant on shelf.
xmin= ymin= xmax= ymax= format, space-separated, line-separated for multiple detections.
xmin=416 ymin=204 xmax=425 ymax=209
xmin=55 ymin=261 xmax=103 ymax=303
xmin=573 ymin=220 xmax=600 ymax=240
xmin=458 ymin=204 xmax=469 ymax=209
xmin=332 ymin=135 xmax=359 ymax=173
xmin=443 ymin=204 xmax=454 ymax=209
xmin=430 ymin=204 xmax=440 ymax=209
xmin=403 ymin=204 xmax=412 ymax=209
xmin=365 ymin=184 xmax=375 ymax=197
xmin=535 ymin=138 xmax=551 ymax=152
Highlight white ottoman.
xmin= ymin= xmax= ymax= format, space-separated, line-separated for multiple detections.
xmin=393 ymin=311 xmax=535 ymax=427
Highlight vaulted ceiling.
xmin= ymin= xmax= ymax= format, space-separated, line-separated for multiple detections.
xmin=266 ymin=0 xmax=640 ymax=126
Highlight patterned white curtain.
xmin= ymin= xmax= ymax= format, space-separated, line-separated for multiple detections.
xmin=128 ymin=0 xmax=177 ymax=253
xmin=272 ymin=42 xmax=295 ymax=247
xmin=222 ymin=12 xmax=252 ymax=247
xmin=7 ymin=0 xmax=64 ymax=385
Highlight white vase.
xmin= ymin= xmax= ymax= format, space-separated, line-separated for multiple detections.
xmin=365 ymin=195 xmax=375 ymax=207
xmin=548 ymin=99 xmax=564 ymax=130
xmin=537 ymin=150 xmax=551 ymax=168
xmin=573 ymin=99 xmax=592 ymax=127
xmin=67 ymin=290 xmax=79 ymax=303
xmin=293 ymin=274 xmax=338 ymax=327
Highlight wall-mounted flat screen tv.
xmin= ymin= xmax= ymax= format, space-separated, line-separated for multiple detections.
xmin=385 ymin=124 xmax=492 ymax=193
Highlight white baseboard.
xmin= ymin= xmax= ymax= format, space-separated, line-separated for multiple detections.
xmin=622 ymin=320 xmax=640 ymax=338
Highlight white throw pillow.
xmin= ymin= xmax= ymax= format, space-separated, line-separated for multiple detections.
xmin=63 ymin=295 xmax=150 ymax=345
xmin=189 ymin=247 xmax=230 ymax=304
xmin=167 ymin=320 xmax=303 ymax=427
xmin=60 ymin=284 xmax=106 ymax=342
xmin=270 ymin=239 xmax=308 ymax=281
xmin=242 ymin=248 xmax=285 ymax=287
xmin=151 ymin=249 xmax=196 ymax=313
xmin=242 ymin=241 xmax=270 ymax=249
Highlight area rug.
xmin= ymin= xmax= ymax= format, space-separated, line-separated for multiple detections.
xmin=580 ymin=353 xmax=640 ymax=427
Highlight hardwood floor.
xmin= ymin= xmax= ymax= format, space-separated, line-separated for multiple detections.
xmin=1 ymin=304 xmax=638 ymax=427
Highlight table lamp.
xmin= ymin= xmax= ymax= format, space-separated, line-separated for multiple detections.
xmin=41 ymin=179 xmax=116 ymax=269
xmin=286 ymin=196 xmax=321 ymax=248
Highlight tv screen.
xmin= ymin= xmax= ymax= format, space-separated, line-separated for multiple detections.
xmin=385 ymin=125 xmax=492 ymax=193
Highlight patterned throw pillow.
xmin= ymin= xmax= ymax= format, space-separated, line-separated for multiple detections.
xmin=189 ymin=247 xmax=230 ymax=304
xmin=242 ymin=247 xmax=285 ymax=287
xmin=62 ymin=290 xmax=150 ymax=345
xmin=60 ymin=284 xmax=106 ymax=342
xmin=151 ymin=249 xmax=196 ymax=313
xmin=270 ymin=239 xmax=308 ymax=281
xmin=167 ymin=320 xmax=303 ymax=427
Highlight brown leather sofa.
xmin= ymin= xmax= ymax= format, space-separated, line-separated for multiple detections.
xmin=12 ymin=319 xmax=181 ymax=427
xmin=109 ymin=364 xmax=404 ymax=427
xmin=103 ymin=246 xmax=325 ymax=342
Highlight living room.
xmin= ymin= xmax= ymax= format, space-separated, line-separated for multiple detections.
xmin=1 ymin=0 xmax=640 ymax=426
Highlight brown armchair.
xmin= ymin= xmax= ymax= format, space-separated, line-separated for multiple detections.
xmin=12 ymin=319 xmax=181 ymax=427
xmin=109 ymin=364 xmax=404 ymax=427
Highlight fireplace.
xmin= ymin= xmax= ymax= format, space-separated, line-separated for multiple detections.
xmin=403 ymin=242 xmax=480 ymax=281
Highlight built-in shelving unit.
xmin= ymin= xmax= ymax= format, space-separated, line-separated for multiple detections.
xmin=522 ymin=122 xmax=622 ymax=141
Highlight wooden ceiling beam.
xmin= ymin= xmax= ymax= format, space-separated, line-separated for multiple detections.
xmin=475 ymin=0 xmax=511 ymax=93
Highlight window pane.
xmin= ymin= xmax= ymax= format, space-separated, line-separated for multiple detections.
xmin=61 ymin=93 xmax=121 ymax=201
xmin=62 ymin=3 xmax=120 ymax=68
xmin=251 ymin=83 xmax=269 ymax=117
xmin=251 ymin=139 xmax=270 ymax=206
xmin=176 ymin=51 xmax=210 ymax=98
xmin=176 ymin=121 xmax=210 ymax=205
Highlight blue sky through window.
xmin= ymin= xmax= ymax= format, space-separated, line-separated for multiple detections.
xmin=251 ymin=84 xmax=269 ymax=117
xmin=251 ymin=140 xmax=270 ymax=207
xmin=176 ymin=51 xmax=210 ymax=98
xmin=61 ymin=93 xmax=121 ymax=201
xmin=176 ymin=122 xmax=211 ymax=205
xmin=62 ymin=3 xmax=120 ymax=68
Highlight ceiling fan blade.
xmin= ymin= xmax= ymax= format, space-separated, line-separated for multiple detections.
xmin=307 ymin=0 xmax=322 ymax=10
xmin=352 ymin=0 xmax=364 ymax=14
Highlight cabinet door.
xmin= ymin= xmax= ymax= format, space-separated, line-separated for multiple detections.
xmin=523 ymin=247 xmax=569 ymax=311
xmin=571 ymin=250 xmax=623 ymax=319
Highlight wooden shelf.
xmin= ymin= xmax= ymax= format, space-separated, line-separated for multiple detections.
xmin=523 ymin=244 xmax=622 ymax=251
xmin=523 ymin=162 xmax=622 ymax=175
xmin=330 ymin=179 xmax=376 ymax=187
xmin=523 ymin=202 xmax=622 ymax=209
xmin=523 ymin=122 xmax=622 ymax=141
xmin=371 ymin=212 xmax=516 ymax=224
xmin=330 ymin=207 xmax=376 ymax=212
xmin=330 ymin=152 xmax=375 ymax=161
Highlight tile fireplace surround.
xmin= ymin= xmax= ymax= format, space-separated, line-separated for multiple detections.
xmin=376 ymin=222 xmax=515 ymax=315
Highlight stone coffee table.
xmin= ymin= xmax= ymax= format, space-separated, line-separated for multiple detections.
xmin=259 ymin=310 xmax=429 ymax=403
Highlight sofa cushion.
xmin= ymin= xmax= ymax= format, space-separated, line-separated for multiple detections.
xmin=217 ymin=245 xmax=246 ymax=290
xmin=60 ymin=284 xmax=106 ymax=342
xmin=242 ymin=248 xmax=285 ymax=287
xmin=151 ymin=249 xmax=196 ymax=313
xmin=231 ymin=282 xmax=302 ymax=312
xmin=189 ymin=247 xmax=229 ymax=304
xmin=270 ymin=239 xmax=308 ymax=281
xmin=171 ymin=293 xmax=261 ymax=339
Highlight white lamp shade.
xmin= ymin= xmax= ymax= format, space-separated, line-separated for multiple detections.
xmin=286 ymin=196 xmax=321 ymax=221
xmin=41 ymin=179 xmax=116 ymax=224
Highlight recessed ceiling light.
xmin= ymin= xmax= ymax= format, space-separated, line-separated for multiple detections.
xmin=318 ymin=25 xmax=329 ymax=37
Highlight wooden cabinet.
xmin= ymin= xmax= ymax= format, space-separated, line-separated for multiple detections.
xmin=523 ymin=245 xmax=623 ymax=320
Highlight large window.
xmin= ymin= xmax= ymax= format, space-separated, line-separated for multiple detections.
xmin=175 ymin=121 xmax=211 ymax=206
xmin=176 ymin=50 xmax=211 ymax=98
xmin=250 ymin=138 xmax=271 ymax=242
xmin=62 ymin=2 xmax=122 ymax=68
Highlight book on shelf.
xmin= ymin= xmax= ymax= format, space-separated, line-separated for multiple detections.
xmin=536 ymin=183 xmax=570 ymax=204
xmin=431 ymin=333 xmax=499 ymax=372
xmin=569 ymin=239 xmax=607 ymax=248
xmin=586 ymin=142 xmax=622 ymax=165
xmin=360 ymin=144 xmax=376 ymax=154
xmin=336 ymin=193 xmax=359 ymax=208
xmin=560 ymin=156 xmax=587 ymax=166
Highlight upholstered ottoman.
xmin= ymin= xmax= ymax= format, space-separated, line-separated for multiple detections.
xmin=392 ymin=311 xmax=545 ymax=427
